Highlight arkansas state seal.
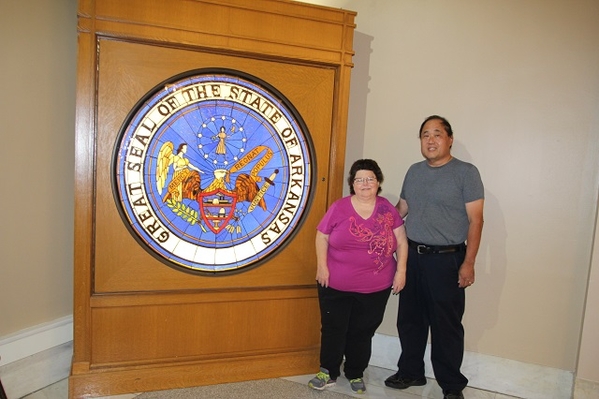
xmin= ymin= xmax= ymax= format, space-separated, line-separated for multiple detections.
xmin=112 ymin=69 xmax=315 ymax=274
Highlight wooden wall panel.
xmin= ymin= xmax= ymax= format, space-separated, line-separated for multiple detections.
xmin=93 ymin=39 xmax=334 ymax=293
xmin=79 ymin=0 xmax=355 ymax=65
xmin=72 ymin=0 xmax=355 ymax=397
xmin=89 ymin=292 xmax=320 ymax=366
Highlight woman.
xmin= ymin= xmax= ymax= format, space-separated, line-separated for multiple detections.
xmin=309 ymin=159 xmax=408 ymax=394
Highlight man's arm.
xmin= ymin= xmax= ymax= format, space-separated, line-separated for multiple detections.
xmin=458 ymin=198 xmax=484 ymax=288
xmin=396 ymin=198 xmax=409 ymax=218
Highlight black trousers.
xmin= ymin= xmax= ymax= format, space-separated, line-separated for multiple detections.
xmin=396 ymin=246 xmax=468 ymax=392
xmin=318 ymin=284 xmax=391 ymax=380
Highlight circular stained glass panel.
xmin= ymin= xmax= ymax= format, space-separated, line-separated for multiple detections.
xmin=113 ymin=69 xmax=315 ymax=274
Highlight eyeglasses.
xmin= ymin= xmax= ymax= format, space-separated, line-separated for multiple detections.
xmin=353 ymin=177 xmax=377 ymax=184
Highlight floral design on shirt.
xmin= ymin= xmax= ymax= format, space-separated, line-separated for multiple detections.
xmin=349 ymin=208 xmax=395 ymax=273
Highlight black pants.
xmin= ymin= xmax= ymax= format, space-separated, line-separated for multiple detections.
xmin=396 ymin=246 xmax=468 ymax=392
xmin=318 ymin=284 xmax=391 ymax=380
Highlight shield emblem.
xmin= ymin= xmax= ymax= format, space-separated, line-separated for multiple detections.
xmin=197 ymin=188 xmax=238 ymax=234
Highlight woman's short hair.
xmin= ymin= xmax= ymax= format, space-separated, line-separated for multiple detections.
xmin=347 ymin=158 xmax=383 ymax=195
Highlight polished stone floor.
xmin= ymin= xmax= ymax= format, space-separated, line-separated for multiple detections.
xmin=23 ymin=365 xmax=520 ymax=399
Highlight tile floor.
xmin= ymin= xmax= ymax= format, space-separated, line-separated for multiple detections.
xmin=21 ymin=365 xmax=521 ymax=399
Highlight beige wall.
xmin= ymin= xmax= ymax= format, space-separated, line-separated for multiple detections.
xmin=577 ymin=202 xmax=599 ymax=382
xmin=2 ymin=0 xmax=598 ymax=386
xmin=0 ymin=0 xmax=76 ymax=335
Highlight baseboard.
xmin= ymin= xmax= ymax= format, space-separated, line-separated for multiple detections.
xmin=0 ymin=320 xmax=582 ymax=399
xmin=0 ymin=341 xmax=72 ymax=399
xmin=0 ymin=315 xmax=73 ymax=367
xmin=574 ymin=377 xmax=599 ymax=399
xmin=0 ymin=316 xmax=73 ymax=398
xmin=371 ymin=333 xmax=574 ymax=399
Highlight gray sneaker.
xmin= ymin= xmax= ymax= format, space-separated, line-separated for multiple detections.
xmin=349 ymin=377 xmax=366 ymax=394
xmin=308 ymin=367 xmax=336 ymax=390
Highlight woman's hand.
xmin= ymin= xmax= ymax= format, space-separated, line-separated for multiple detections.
xmin=392 ymin=270 xmax=406 ymax=294
xmin=316 ymin=265 xmax=330 ymax=288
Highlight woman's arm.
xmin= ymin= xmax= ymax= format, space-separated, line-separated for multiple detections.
xmin=315 ymin=230 xmax=331 ymax=287
xmin=392 ymin=225 xmax=408 ymax=294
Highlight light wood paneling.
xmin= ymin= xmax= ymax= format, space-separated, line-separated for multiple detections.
xmin=93 ymin=39 xmax=334 ymax=292
xmin=72 ymin=0 xmax=355 ymax=397
xmin=89 ymin=290 xmax=319 ymax=366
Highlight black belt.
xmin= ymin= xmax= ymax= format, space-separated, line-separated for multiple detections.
xmin=408 ymin=239 xmax=466 ymax=255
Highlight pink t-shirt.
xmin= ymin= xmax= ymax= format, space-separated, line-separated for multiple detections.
xmin=317 ymin=196 xmax=403 ymax=293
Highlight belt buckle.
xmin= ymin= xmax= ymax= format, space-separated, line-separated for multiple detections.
xmin=417 ymin=245 xmax=428 ymax=254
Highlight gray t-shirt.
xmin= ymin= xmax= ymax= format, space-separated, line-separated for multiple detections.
xmin=400 ymin=157 xmax=484 ymax=245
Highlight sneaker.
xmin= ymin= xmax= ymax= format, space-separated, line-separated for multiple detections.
xmin=384 ymin=372 xmax=427 ymax=389
xmin=308 ymin=367 xmax=336 ymax=390
xmin=443 ymin=390 xmax=464 ymax=399
xmin=349 ymin=377 xmax=366 ymax=394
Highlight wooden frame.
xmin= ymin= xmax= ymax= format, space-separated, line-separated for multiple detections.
xmin=71 ymin=1 xmax=355 ymax=397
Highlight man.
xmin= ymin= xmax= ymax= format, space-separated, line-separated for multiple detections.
xmin=385 ymin=115 xmax=484 ymax=399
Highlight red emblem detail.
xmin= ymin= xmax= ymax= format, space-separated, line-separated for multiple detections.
xmin=197 ymin=189 xmax=238 ymax=234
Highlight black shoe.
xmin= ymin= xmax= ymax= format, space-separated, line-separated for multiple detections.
xmin=384 ymin=372 xmax=427 ymax=389
xmin=443 ymin=390 xmax=464 ymax=399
